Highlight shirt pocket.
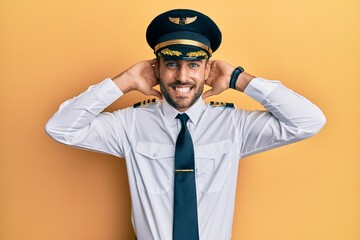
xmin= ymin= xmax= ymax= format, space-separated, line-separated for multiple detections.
xmin=195 ymin=139 xmax=233 ymax=194
xmin=135 ymin=141 xmax=174 ymax=194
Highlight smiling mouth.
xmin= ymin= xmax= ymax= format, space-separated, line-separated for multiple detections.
xmin=175 ymin=87 xmax=191 ymax=93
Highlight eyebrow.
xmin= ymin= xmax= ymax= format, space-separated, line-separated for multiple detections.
xmin=163 ymin=59 xmax=203 ymax=63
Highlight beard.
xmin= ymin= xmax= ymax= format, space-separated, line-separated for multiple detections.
xmin=159 ymin=80 xmax=204 ymax=111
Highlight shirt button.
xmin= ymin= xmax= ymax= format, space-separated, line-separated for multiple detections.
xmin=152 ymin=153 xmax=157 ymax=158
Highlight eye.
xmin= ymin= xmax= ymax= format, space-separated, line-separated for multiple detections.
xmin=188 ymin=62 xmax=200 ymax=68
xmin=165 ymin=62 xmax=178 ymax=68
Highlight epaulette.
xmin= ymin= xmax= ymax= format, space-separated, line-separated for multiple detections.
xmin=133 ymin=98 xmax=157 ymax=108
xmin=210 ymin=101 xmax=234 ymax=108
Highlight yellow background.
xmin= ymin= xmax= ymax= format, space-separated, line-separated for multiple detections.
xmin=1 ymin=0 xmax=359 ymax=239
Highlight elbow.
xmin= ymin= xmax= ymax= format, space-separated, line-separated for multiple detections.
xmin=318 ymin=111 xmax=327 ymax=130
xmin=45 ymin=120 xmax=53 ymax=137
xmin=44 ymin=119 xmax=68 ymax=144
xmin=305 ymin=110 xmax=327 ymax=137
xmin=45 ymin=119 xmax=58 ymax=141
xmin=315 ymin=109 xmax=326 ymax=133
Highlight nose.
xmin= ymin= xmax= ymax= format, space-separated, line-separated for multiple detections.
xmin=176 ymin=63 xmax=188 ymax=82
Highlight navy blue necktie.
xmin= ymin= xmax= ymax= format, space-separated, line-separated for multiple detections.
xmin=173 ymin=113 xmax=199 ymax=240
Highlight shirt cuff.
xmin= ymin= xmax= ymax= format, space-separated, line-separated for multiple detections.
xmin=244 ymin=77 xmax=280 ymax=103
xmin=93 ymin=78 xmax=124 ymax=105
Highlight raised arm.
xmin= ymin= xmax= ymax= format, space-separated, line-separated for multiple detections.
xmin=45 ymin=60 xmax=161 ymax=157
xmin=203 ymin=60 xmax=326 ymax=157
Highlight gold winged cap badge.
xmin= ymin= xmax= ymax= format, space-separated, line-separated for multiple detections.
xmin=168 ymin=16 xmax=197 ymax=25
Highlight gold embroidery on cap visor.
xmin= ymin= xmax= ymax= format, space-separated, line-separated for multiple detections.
xmin=186 ymin=50 xmax=208 ymax=58
xmin=160 ymin=48 xmax=182 ymax=57
xmin=154 ymin=39 xmax=213 ymax=56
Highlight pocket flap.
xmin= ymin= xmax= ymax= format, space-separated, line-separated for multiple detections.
xmin=195 ymin=139 xmax=232 ymax=159
xmin=136 ymin=141 xmax=174 ymax=159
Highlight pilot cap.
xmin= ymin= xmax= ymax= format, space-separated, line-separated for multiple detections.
xmin=146 ymin=9 xmax=222 ymax=60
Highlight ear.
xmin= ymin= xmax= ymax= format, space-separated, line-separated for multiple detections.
xmin=204 ymin=60 xmax=211 ymax=80
xmin=154 ymin=58 xmax=160 ymax=79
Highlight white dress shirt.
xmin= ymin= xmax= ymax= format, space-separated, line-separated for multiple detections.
xmin=45 ymin=77 xmax=325 ymax=240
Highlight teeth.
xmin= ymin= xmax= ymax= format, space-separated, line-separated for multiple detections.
xmin=175 ymin=87 xmax=190 ymax=93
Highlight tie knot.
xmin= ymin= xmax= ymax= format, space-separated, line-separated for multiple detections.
xmin=176 ymin=113 xmax=190 ymax=127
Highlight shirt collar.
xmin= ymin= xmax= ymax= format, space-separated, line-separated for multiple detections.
xmin=161 ymin=97 xmax=206 ymax=125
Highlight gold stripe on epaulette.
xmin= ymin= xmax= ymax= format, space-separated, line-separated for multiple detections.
xmin=133 ymin=98 xmax=157 ymax=108
xmin=210 ymin=101 xmax=234 ymax=108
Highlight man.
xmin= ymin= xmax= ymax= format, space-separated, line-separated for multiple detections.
xmin=46 ymin=9 xmax=326 ymax=240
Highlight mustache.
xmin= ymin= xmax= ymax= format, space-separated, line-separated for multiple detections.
xmin=169 ymin=80 xmax=195 ymax=87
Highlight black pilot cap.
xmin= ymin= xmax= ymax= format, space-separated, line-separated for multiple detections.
xmin=146 ymin=9 xmax=222 ymax=60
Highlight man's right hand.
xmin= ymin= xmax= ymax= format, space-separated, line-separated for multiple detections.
xmin=112 ymin=59 xmax=162 ymax=99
